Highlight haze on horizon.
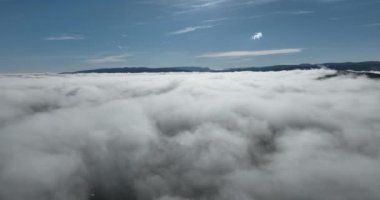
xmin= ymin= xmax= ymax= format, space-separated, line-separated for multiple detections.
xmin=0 ymin=0 xmax=380 ymax=73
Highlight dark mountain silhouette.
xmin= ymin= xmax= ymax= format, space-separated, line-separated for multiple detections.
xmin=220 ymin=63 xmax=320 ymax=72
xmin=317 ymin=70 xmax=380 ymax=80
xmin=65 ymin=66 xmax=211 ymax=74
xmin=221 ymin=62 xmax=380 ymax=72
xmin=322 ymin=61 xmax=380 ymax=71
xmin=63 ymin=61 xmax=380 ymax=74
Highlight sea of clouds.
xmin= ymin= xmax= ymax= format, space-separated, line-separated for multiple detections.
xmin=1 ymin=69 xmax=380 ymax=200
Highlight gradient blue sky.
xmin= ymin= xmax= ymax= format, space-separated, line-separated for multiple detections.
xmin=0 ymin=0 xmax=379 ymax=72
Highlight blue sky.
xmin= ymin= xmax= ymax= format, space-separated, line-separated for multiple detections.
xmin=0 ymin=0 xmax=379 ymax=72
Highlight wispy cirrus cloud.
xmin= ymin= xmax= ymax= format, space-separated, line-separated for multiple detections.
xmin=318 ymin=0 xmax=345 ymax=2
xmin=86 ymin=54 xmax=131 ymax=64
xmin=144 ymin=0 xmax=338 ymax=13
xmin=287 ymin=10 xmax=315 ymax=15
xmin=155 ymin=0 xmax=227 ymax=9
xmin=245 ymin=10 xmax=315 ymax=20
xmin=189 ymin=0 xmax=227 ymax=8
xmin=202 ymin=17 xmax=229 ymax=23
xmin=198 ymin=48 xmax=303 ymax=58
xmin=143 ymin=0 xmax=275 ymax=14
xmin=43 ymin=34 xmax=85 ymax=41
xmin=169 ymin=25 xmax=215 ymax=35
xmin=365 ymin=22 xmax=380 ymax=27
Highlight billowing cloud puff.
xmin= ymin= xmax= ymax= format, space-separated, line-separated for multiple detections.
xmin=1 ymin=70 xmax=380 ymax=200
xmin=252 ymin=32 xmax=263 ymax=40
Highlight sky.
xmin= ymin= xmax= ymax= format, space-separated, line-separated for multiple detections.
xmin=0 ymin=0 xmax=379 ymax=73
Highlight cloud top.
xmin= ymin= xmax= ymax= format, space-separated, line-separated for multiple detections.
xmin=1 ymin=70 xmax=380 ymax=200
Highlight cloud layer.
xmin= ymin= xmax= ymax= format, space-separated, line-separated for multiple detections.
xmin=1 ymin=70 xmax=380 ymax=200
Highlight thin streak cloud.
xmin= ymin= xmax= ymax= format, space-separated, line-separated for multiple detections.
xmin=146 ymin=0 xmax=339 ymax=13
xmin=43 ymin=34 xmax=85 ymax=41
xmin=198 ymin=48 xmax=303 ymax=58
xmin=86 ymin=54 xmax=131 ymax=64
xmin=365 ymin=23 xmax=380 ymax=27
xmin=189 ymin=0 xmax=227 ymax=8
xmin=202 ymin=17 xmax=229 ymax=23
xmin=289 ymin=10 xmax=315 ymax=15
xmin=169 ymin=25 xmax=215 ymax=35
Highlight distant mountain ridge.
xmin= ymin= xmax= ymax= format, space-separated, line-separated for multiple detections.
xmin=65 ymin=66 xmax=211 ymax=74
xmin=64 ymin=61 xmax=380 ymax=74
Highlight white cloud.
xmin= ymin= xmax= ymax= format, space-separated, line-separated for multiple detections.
xmin=147 ymin=0 xmax=341 ymax=13
xmin=142 ymin=0 xmax=229 ymax=14
xmin=318 ymin=0 xmax=345 ymax=2
xmin=189 ymin=0 xmax=227 ymax=8
xmin=43 ymin=34 xmax=85 ymax=41
xmin=165 ymin=0 xmax=227 ymax=9
xmin=288 ymin=10 xmax=315 ymax=15
xmin=244 ymin=0 xmax=278 ymax=6
xmin=85 ymin=53 xmax=131 ymax=64
xmin=169 ymin=25 xmax=215 ymax=35
xmin=251 ymin=32 xmax=263 ymax=40
xmin=1 ymin=70 xmax=380 ymax=200
xmin=246 ymin=10 xmax=315 ymax=20
xmin=198 ymin=48 xmax=302 ymax=58
xmin=202 ymin=17 xmax=229 ymax=23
